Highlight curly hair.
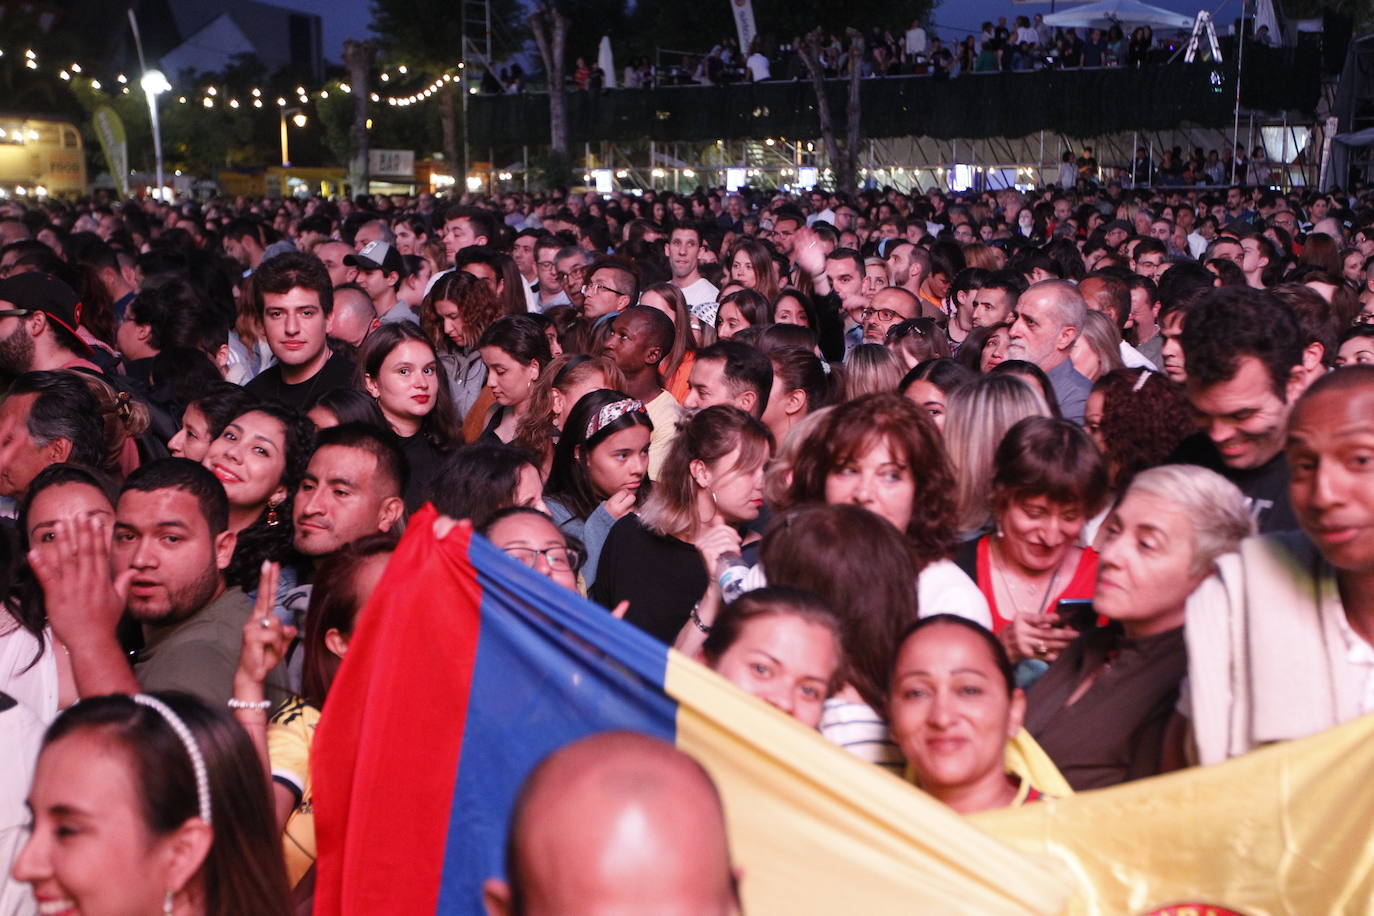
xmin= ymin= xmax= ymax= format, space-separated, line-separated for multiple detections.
xmin=1091 ymin=369 xmax=1197 ymax=489
xmin=420 ymin=269 xmax=504 ymax=352
xmin=218 ymin=402 xmax=316 ymax=592
xmin=783 ymin=392 xmax=958 ymax=570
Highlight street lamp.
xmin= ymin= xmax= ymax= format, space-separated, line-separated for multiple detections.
xmin=141 ymin=69 xmax=171 ymax=200
xmin=279 ymin=108 xmax=307 ymax=167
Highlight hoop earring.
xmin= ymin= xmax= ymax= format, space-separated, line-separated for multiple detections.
xmin=266 ymin=497 xmax=283 ymax=528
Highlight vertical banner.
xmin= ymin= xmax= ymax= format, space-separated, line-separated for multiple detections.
xmin=92 ymin=106 xmax=129 ymax=199
xmin=731 ymin=0 xmax=756 ymax=54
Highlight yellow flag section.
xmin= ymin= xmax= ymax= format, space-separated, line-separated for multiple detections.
xmin=974 ymin=712 xmax=1374 ymax=915
xmin=663 ymin=650 xmax=1070 ymax=916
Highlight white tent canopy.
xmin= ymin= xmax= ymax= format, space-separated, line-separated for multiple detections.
xmin=1042 ymin=0 xmax=1196 ymax=31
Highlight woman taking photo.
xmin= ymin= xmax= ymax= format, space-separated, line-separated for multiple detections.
xmin=954 ymin=417 xmax=1109 ymax=666
xmin=888 ymin=615 xmax=1069 ymax=812
xmin=477 ymin=315 xmax=554 ymax=445
xmin=698 ymin=586 xmax=843 ymax=730
xmin=15 ymin=691 xmax=292 ymax=915
xmin=1025 ymin=465 xmax=1253 ymax=790
xmin=592 ymin=405 xmax=773 ymax=644
xmin=201 ymin=402 xmax=315 ymax=598
xmin=544 ymin=389 xmax=655 ymax=585
xmin=420 ymin=270 xmax=505 ymax=422
xmin=356 ymin=322 xmax=463 ymax=509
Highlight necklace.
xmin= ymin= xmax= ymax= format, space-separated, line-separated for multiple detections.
xmin=992 ymin=536 xmax=1067 ymax=618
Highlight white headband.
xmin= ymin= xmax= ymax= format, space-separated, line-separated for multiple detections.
xmin=133 ymin=694 xmax=212 ymax=825
xmin=586 ymin=398 xmax=646 ymax=439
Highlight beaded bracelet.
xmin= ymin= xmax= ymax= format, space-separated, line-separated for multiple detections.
xmin=227 ymin=698 xmax=273 ymax=711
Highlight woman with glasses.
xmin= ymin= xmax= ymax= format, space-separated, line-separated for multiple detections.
xmin=481 ymin=507 xmax=584 ymax=593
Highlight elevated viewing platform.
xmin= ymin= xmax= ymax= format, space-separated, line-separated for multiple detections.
xmin=468 ymin=46 xmax=1322 ymax=148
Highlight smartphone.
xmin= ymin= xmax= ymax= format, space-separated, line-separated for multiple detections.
xmin=1054 ymin=598 xmax=1097 ymax=632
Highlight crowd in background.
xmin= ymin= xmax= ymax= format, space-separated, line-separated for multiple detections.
xmin=1 ymin=170 xmax=1373 ymax=913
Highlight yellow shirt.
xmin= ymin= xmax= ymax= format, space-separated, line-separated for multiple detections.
xmin=268 ymin=696 xmax=320 ymax=887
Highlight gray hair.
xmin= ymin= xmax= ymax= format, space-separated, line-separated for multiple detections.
xmin=1123 ymin=464 xmax=1255 ymax=574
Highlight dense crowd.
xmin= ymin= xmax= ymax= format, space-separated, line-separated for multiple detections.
xmin=494 ymin=12 xmax=1194 ymax=93
xmin=1 ymin=174 xmax=1373 ymax=913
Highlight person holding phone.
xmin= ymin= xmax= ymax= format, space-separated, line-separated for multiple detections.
xmin=953 ymin=417 xmax=1109 ymax=666
xmin=1022 ymin=465 xmax=1253 ymax=790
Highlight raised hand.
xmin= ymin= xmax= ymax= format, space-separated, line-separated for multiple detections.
xmin=29 ymin=515 xmax=131 ymax=653
xmin=234 ymin=561 xmax=296 ymax=694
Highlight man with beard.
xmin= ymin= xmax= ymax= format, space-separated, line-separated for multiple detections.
xmin=0 ymin=273 xmax=103 ymax=375
xmin=29 ymin=459 xmax=288 ymax=706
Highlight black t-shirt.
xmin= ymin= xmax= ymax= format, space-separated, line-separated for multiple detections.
xmin=245 ymin=350 xmax=355 ymax=412
xmin=397 ymin=433 xmax=443 ymax=512
xmin=1168 ymin=432 xmax=1299 ymax=534
xmin=590 ymin=515 xmax=708 ymax=644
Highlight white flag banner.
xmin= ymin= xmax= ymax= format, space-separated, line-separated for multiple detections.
xmin=731 ymin=0 xmax=757 ymax=54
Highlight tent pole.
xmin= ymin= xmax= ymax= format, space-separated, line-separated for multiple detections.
xmin=1230 ymin=13 xmax=1245 ymax=185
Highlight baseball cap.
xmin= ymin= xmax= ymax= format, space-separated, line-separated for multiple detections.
xmin=0 ymin=272 xmax=92 ymax=353
xmin=345 ymin=240 xmax=405 ymax=275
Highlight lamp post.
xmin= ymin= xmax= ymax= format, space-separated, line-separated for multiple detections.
xmin=140 ymin=69 xmax=171 ymax=200
xmin=279 ymin=106 xmax=307 ymax=167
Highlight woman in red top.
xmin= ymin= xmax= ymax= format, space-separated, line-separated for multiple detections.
xmin=955 ymin=417 xmax=1109 ymax=665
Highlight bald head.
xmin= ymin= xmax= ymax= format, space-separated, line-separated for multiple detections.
xmin=485 ymin=732 xmax=738 ymax=916
xmin=326 ymin=284 xmax=378 ymax=347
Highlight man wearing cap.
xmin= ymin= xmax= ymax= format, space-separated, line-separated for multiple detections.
xmin=346 ymin=241 xmax=416 ymax=325
xmin=1102 ymin=220 xmax=1132 ymax=253
xmin=0 ymin=272 xmax=102 ymax=375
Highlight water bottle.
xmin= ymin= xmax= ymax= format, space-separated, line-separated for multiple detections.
xmin=716 ymin=550 xmax=749 ymax=604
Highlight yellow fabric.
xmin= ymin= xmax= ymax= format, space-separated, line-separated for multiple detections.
xmin=1005 ymin=728 xmax=1075 ymax=801
xmin=974 ymin=711 xmax=1374 ymax=915
xmin=268 ymin=697 xmax=320 ymax=887
xmin=901 ymin=730 xmax=1074 ymax=806
xmin=663 ymin=649 xmax=1070 ymax=916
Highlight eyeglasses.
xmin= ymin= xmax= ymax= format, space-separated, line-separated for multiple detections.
xmin=502 ymin=545 xmax=584 ymax=573
xmin=0 ymin=308 xmax=31 ymax=319
xmin=582 ymin=281 xmax=628 ymax=298
xmin=860 ymin=307 xmax=902 ymax=323
xmin=536 ymin=260 xmax=558 ymax=269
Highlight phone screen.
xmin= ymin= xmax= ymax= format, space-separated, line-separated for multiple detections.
xmin=1055 ymin=598 xmax=1097 ymax=632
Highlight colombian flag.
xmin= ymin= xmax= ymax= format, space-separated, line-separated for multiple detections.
xmin=310 ymin=506 xmax=1068 ymax=915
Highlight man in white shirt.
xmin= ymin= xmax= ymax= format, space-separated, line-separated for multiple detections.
xmin=904 ymin=19 xmax=927 ymax=60
xmin=667 ymin=224 xmax=718 ymax=313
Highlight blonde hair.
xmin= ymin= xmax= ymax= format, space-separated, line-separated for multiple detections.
xmin=1121 ymin=465 xmax=1255 ymax=574
xmin=841 ymin=343 xmax=903 ymax=398
xmin=1075 ymin=309 xmax=1125 ymax=381
xmin=639 ymin=406 xmax=773 ymax=541
xmin=944 ymin=374 xmax=1052 ymax=535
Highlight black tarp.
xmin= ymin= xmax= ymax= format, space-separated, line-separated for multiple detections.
xmin=468 ymin=47 xmax=1320 ymax=148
